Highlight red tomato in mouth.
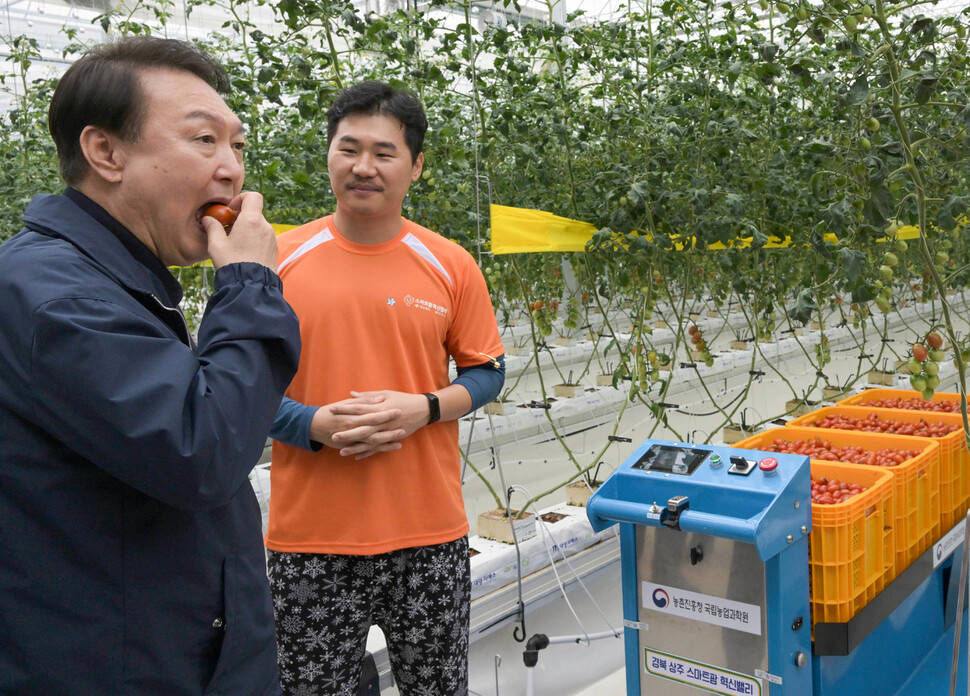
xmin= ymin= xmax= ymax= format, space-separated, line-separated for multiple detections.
xmin=203 ymin=204 xmax=237 ymax=230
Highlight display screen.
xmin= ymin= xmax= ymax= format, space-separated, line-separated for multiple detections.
xmin=632 ymin=444 xmax=708 ymax=475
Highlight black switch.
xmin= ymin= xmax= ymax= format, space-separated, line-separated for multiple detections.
xmin=728 ymin=456 xmax=756 ymax=476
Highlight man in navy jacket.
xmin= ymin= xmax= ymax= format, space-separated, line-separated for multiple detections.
xmin=0 ymin=38 xmax=300 ymax=694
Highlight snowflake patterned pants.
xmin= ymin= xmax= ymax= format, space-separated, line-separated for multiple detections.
xmin=267 ymin=537 xmax=470 ymax=696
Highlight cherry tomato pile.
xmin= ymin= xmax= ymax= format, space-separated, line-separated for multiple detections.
xmin=855 ymin=396 xmax=959 ymax=413
xmin=765 ymin=438 xmax=921 ymax=467
xmin=811 ymin=476 xmax=868 ymax=505
xmin=807 ymin=413 xmax=960 ymax=438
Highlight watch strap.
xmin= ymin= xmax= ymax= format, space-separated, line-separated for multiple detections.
xmin=423 ymin=392 xmax=441 ymax=424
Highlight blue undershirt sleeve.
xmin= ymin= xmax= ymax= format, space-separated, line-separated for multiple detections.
xmin=453 ymin=354 xmax=506 ymax=413
xmin=270 ymin=396 xmax=322 ymax=451
xmin=271 ymin=355 xmax=505 ymax=450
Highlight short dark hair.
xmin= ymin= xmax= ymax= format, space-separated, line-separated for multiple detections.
xmin=326 ymin=81 xmax=427 ymax=163
xmin=49 ymin=37 xmax=230 ymax=185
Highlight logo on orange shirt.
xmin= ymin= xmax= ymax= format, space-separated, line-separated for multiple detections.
xmin=404 ymin=294 xmax=448 ymax=317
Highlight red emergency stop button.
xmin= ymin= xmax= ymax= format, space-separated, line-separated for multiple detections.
xmin=759 ymin=457 xmax=779 ymax=476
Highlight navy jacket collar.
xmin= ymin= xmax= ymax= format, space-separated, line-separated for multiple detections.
xmin=21 ymin=192 xmax=183 ymax=307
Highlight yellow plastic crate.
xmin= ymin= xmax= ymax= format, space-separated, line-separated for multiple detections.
xmin=733 ymin=427 xmax=940 ymax=572
xmin=809 ymin=461 xmax=895 ymax=625
xmin=838 ymin=387 xmax=964 ymax=413
xmin=789 ymin=405 xmax=970 ymax=531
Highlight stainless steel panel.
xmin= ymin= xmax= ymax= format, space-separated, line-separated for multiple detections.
xmin=635 ymin=526 xmax=768 ymax=695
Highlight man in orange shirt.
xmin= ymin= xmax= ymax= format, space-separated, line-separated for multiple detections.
xmin=267 ymin=82 xmax=505 ymax=695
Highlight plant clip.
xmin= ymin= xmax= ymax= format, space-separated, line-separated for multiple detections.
xmin=881 ymin=337 xmax=893 ymax=343
xmin=526 ymin=400 xmax=552 ymax=409
xmin=608 ymin=435 xmax=632 ymax=443
xmin=657 ymin=402 xmax=679 ymax=409
xmin=748 ymin=370 xmax=765 ymax=377
xmin=816 ymin=371 xmax=828 ymax=379
xmin=857 ymin=353 xmax=873 ymax=360
xmin=680 ymin=361 xmax=697 ymax=368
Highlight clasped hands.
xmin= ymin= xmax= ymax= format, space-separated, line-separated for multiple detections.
xmin=309 ymin=391 xmax=429 ymax=460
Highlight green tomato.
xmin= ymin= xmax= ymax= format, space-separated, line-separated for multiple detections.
xmin=910 ymin=373 xmax=927 ymax=392
xmin=926 ymin=373 xmax=941 ymax=390
xmin=907 ymin=357 xmax=922 ymax=374
xmin=867 ymin=116 xmax=880 ymax=131
xmin=883 ymin=251 xmax=898 ymax=267
xmin=879 ymin=264 xmax=894 ymax=282
xmin=928 ymin=348 xmax=946 ymax=362
xmin=922 ymin=388 xmax=936 ymax=401
xmin=924 ymin=361 xmax=940 ymax=376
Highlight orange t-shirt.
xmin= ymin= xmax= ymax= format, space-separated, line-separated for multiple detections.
xmin=266 ymin=216 xmax=504 ymax=555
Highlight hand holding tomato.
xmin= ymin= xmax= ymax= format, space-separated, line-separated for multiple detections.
xmin=203 ymin=192 xmax=278 ymax=272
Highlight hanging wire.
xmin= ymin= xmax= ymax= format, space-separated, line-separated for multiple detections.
xmin=513 ymin=482 xmax=621 ymax=642
xmin=486 ymin=407 xmax=529 ymax=643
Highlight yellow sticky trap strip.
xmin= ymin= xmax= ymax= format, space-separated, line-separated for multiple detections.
xmin=490 ymin=204 xmax=598 ymax=254
xmin=489 ymin=204 xmax=840 ymax=254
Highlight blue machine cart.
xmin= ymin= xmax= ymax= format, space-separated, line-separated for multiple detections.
xmin=587 ymin=438 xmax=969 ymax=696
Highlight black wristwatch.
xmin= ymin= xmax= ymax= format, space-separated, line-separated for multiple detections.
xmin=422 ymin=392 xmax=441 ymax=424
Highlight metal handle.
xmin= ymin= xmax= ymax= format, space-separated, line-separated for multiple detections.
xmin=587 ymin=498 xmax=758 ymax=545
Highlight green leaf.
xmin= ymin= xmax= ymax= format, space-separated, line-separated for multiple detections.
xmin=914 ymin=76 xmax=938 ymax=105
xmin=863 ymin=179 xmax=892 ymax=229
xmin=938 ymin=195 xmax=969 ymax=231
xmin=839 ymin=247 xmax=867 ymax=284
xmin=845 ymin=75 xmax=869 ymax=106
xmin=788 ymin=288 xmax=817 ymax=324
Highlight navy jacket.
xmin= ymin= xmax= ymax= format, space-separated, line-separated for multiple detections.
xmin=0 ymin=194 xmax=300 ymax=695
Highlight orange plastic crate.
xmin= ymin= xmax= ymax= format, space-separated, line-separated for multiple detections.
xmin=838 ymin=387 xmax=964 ymax=412
xmin=808 ymin=461 xmax=895 ymax=625
xmin=789 ymin=405 xmax=970 ymax=531
xmin=733 ymin=427 xmax=940 ymax=571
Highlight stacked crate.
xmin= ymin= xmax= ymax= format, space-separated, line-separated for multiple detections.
xmin=731 ymin=395 xmax=961 ymax=629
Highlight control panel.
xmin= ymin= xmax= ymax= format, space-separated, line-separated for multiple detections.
xmin=587 ymin=440 xmax=811 ymax=561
